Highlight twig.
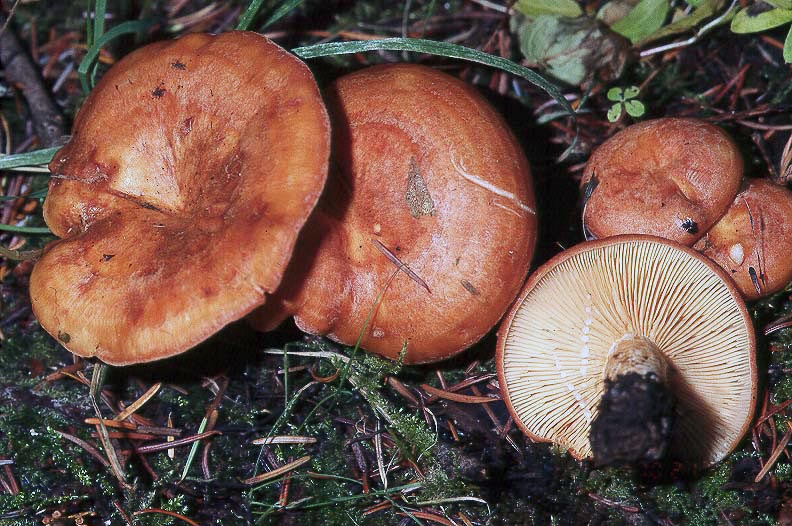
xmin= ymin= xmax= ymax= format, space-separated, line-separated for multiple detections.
xmin=0 ymin=14 xmax=64 ymax=147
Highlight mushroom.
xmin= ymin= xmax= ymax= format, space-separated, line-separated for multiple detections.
xmin=250 ymin=63 xmax=537 ymax=364
xmin=497 ymin=235 xmax=756 ymax=467
xmin=29 ymin=31 xmax=331 ymax=365
xmin=694 ymin=178 xmax=792 ymax=301
xmin=581 ymin=118 xmax=743 ymax=245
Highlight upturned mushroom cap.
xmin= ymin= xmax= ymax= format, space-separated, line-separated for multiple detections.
xmin=497 ymin=235 xmax=756 ymax=466
xmin=694 ymin=178 xmax=792 ymax=300
xmin=250 ymin=63 xmax=537 ymax=364
xmin=581 ymin=118 xmax=743 ymax=245
xmin=29 ymin=31 xmax=331 ymax=365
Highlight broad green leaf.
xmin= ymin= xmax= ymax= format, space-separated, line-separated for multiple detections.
xmin=624 ymin=99 xmax=646 ymax=117
xmin=512 ymin=14 xmax=629 ymax=85
xmin=607 ymin=104 xmax=623 ymax=122
xmin=639 ymin=0 xmax=725 ymax=44
xmin=514 ymin=0 xmax=583 ymax=18
xmin=731 ymin=6 xmax=792 ymax=33
xmin=607 ymin=87 xmax=624 ymax=101
xmin=784 ymin=23 xmax=792 ymax=61
xmin=767 ymin=0 xmax=792 ymax=9
xmin=623 ymin=86 xmax=640 ymax=98
xmin=611 ymin=0 xmax=671 ymax=43
xmin=598 ymin=0 xmax=640 ymax=27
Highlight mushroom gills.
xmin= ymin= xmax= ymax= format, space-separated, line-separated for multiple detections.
xmin=589 ymin=334 xmax=675 ymax=466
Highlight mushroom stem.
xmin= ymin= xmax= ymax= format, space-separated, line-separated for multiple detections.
xmin=603 ymin=334 xmax=668 ymax=383
xmin=590 ymin=333 xmax=675 ymax=466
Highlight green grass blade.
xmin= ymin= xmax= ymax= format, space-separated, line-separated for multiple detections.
xmin=78 ymin=20 xmax=154 ymax=93
xmin=263 ymin=0 xmax=308 ymax=29
xmin=238 ymin=0 xmax=307 ymax=31
xmin=0 ymin=188 xmax=48 ymax=201
xmin=93 ymin=0 xmax=107 ymax=42
xmin=291 ymin=38 xmax=575 ymax=117
xmin=236 ymin=0 xmax=267 ymax=30
xmin=0 ymin=224 xmax=51 ymax=234
xmin=0 ymin=147 xmax=58 ymax=170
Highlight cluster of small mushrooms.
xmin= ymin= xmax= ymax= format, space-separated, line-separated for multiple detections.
xmin=30 ymin=31 xmax=785 ymax=469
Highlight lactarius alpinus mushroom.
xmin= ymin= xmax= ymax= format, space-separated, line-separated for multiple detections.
xmin=694 ymin=178 xmax=792 ymax=301
xmin=497 ymin=235 xmax=756 ymax=467
xmin=250 ymin=64 xmax=537 ymax=364
xmin=29 ymin=31 xmax=331 ymax=365
xmin=581 ymin=118 xmax=743 ymax=245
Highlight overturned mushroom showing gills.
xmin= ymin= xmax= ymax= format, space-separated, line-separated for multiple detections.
xmin=694 ymin=178 xmax=792 ymax=301
xmin=250 ymin=63 xmax=537 ymax=364
xmin=29 ymin=31 xmax=331 ymax=365
xmin=581 ymin=118 xmax=743 ymax=245
xmin=497 ymin=235 xmax=756 ymax=467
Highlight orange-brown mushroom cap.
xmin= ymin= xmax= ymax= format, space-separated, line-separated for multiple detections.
xmin=250 ymin=63 xmax=537 ymax=364
xmin=694 ymin=178 xmax=792 ymax=300
xmin=497 ymin=235 xmax=756 ymax=467
xmin=581 ymin=118 xmax=743 ymax=245
xmin=29 ymin=31 xmax=331 ymax=365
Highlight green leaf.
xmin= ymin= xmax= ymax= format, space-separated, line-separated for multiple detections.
xmin=607 ymin=87 xmax=624 ymax=101
xmin=0 ymin=147 xmax=58 ymax=170
xmin=624 ymin=99 xmax=646 ymax=117
xmin=623 ymin=85 xmax=640 ymax=98
xmin=607 ymin=103 xmax=623 ymax=122
xmin=767 ymin=0 xmax=792 ymax=9
xmin=513 ymin=0 xmax=583 ymax=18
xmin=611 ymin=0 xmax=671 ymax=43
xmin=784 ymin=23 xmax=792 ymax=61
xmin=639 ymin=0 xmax=725 ymax=44
xmin=731 ymin=6 xmax=792 ymax=33
xmin=292 ymin=38 xmax=576 ymax=118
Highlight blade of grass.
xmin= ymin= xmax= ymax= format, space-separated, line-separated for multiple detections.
xmin=0 ymin=147 xmax=58 ymax=169
xmin=236 ymin=0 xmax=267 ymax=30
xmin=93 ymin=0 xmax=107 ymax=42
xmin=78 ymin=20 xmax=154 ymax=94
xmin=237 ymin=0 xmax=308 ymax=31
xmin=0 ymin=224 xmax=50 ymax=234
xmin=179 ymin=414 xmax=208 ymax=482
xmin=291 ymin=38 xmax=575 ymax=118
xmin=0 ymin=188 xmax=48 ymax=201
xmin=89 ymin=364 xmax=130 ymax=489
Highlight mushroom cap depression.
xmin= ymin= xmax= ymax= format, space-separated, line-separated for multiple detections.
xmin=581 ymin=118 xmax=743 ymax=245
xmin=250 ymin=63 xmax=537 ymax=364
xmin=695 ymin=178 xmax=792 ymax=300
xmin=497 ymin=235 xmax=756 ymax=466
xmin=29 ymin=31 xmax=331 ymax=365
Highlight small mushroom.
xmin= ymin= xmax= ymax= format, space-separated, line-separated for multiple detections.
xmin=250 ymin=63 xmax=537 ymax=364
xmin=694 ymin=178 xmax=792 ymax=300
xmin=497 ymin=235 xmax=756 ymax=467
xmin=29 ymin=31 xmax=331 ymax=365
xmin=581 ymin=118 xmax=743 ymax=245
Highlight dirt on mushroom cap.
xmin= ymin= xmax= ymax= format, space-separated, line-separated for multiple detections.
xmin=250 ymin=63 xmax=538 ymax=364
xmin=29 ymin=31 xmax=331 ymax=365
xmin=581 ymin=118 xmax=743 ymax=245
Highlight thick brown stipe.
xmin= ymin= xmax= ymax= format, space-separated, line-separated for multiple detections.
xmin=30 ymin=31 xmax=331 ymax=365
xmin=250 ymin=64 xmax=537 ymax=364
